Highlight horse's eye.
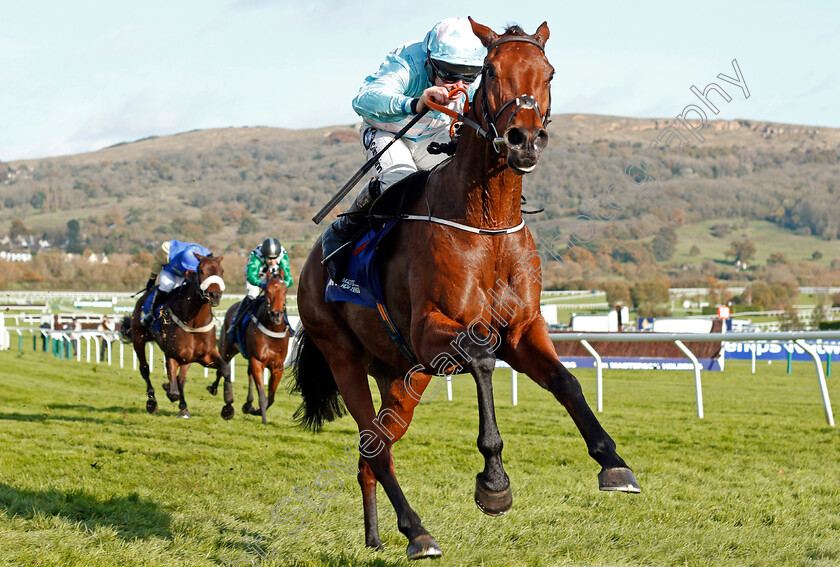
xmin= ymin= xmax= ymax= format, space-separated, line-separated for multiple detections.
xmin=484 ymin=65 xmax=495 ymax=79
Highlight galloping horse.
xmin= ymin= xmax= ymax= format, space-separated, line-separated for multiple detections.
xmin=292 ymin=19 xmax=639 ymax=559
xmin=121 ymin=254 xmax=233 ymax=419
xmin=213 ymin=270 xmax=290 ymax=424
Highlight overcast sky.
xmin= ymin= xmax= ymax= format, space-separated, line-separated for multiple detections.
xmin=2 ymin=0 xmax=837 ymax=161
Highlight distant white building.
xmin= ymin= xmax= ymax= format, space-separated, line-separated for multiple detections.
xmin=87 ymin=253 xmax=109 ymax=264
xmin=0 ymin=251 xmax=33 ymax=262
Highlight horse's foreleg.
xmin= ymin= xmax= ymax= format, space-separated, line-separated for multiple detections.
xmin=414 ymin=313 xmax=512 ymax=515
xmin=206 ymin=349 xmax=233 ymax=420
xmin=504 ymin=320 xmax=640 ymax=493
xmin=471 ymin=354 xmax=512 ymax=516
xmin=209 ymin=338 xmax=236 ymax=396
xmin=248 ymin=358 xmax=269 ymax=424
xmin=266 ymin=345 xmax=287 ymax=410
xmin=164 ymin=358 xmax=181 ymax=403
xmin=135 ymin=336 xmax=157 ymax=414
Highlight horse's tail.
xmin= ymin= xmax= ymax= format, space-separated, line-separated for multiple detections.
xmin=289 ymin=324 xmax=345 ymax=432
xmin=119 ymin=316 xmax=133 ymax=344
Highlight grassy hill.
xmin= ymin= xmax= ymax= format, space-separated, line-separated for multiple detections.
xmin=2 ymin=115 xmax=839 ymax=290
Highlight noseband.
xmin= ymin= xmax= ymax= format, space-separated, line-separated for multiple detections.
xmin=193 ymin=270 xmax=225 ymax=300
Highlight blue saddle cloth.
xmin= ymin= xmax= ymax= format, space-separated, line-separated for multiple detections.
xmin=325 ymin=221 xmax=395 ymax=309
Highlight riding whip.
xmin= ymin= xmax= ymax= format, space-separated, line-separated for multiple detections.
xmin=312 ymin=107 xmax=429 ymax=224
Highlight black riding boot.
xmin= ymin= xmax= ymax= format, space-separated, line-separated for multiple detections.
xmin=142 ymin=288 xmax=170 ymax=328
xmin=321 ymin=179 xmax=381 ymax=283
xmin=228 ymin=296 xmax=254 ymax=341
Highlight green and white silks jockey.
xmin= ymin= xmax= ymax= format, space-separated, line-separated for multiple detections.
xmin=228 ymin=237 xmax=292 ymax=340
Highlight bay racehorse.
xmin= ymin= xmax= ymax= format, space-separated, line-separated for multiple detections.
xmin=212 ymin=270 xmax=290 ymax=424
xmin=292 ymin=19 xmax=639 ymax=559
xmin=120 ymin=253 xmax=233 ymax=419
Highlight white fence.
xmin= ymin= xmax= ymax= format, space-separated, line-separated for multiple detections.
xmin=3 ymin=316 xmax=837 ymax=426
xmin=549 ymin=331 xmax=840 ymax=426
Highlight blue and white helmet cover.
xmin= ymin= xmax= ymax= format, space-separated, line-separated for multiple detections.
xmin=424 ymin=17 xmax=486 ymax=66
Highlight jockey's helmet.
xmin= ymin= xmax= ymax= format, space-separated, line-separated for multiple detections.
xmin=261 ymin=237 xmax=282 ymax=260
xmin=424 ymin=18 xmax=485 ymax=84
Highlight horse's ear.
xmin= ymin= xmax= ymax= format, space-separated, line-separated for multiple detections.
xmin=216 ymin=256 xmax=224 ymax=262
xmin=468 ymin=17 xmax=499 ymax=48
xmin=194 ymin=252 xmax=205 ymax=262
xmin=533 ymin=22 xmax=549 ymax=47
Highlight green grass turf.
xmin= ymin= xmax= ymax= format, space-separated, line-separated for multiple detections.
xmin=1 ymin=347 xmax=839 ymax=566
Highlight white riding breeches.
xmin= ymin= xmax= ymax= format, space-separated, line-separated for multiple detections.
xmin=158 ymin=267 xmax=184 ymax=293
xmin=359 ymin=125 xmax=452 ymax=196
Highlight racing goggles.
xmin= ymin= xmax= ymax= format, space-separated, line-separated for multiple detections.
xmin=428 ymin=58 xmax=482 ymax=85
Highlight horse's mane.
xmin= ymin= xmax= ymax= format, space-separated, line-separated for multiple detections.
xmin=503 ymin=24 xmax=526 ymax=36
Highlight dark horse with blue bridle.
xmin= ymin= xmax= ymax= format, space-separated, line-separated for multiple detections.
xmin=292 ymin=18 xmax=639 ymax=560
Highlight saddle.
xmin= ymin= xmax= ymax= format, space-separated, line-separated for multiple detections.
xmin=324 ymin=171 xmax=431 ymax=365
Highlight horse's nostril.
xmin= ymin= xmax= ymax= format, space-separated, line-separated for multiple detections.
xmin=535 ymin=129 xmax=550 ymax=152
xmin=504 ymin=128 xmax=526 ymax=149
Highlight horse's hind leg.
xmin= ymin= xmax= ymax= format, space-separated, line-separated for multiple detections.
xmin=327 ymin=353 xmax=440 ymax=558
xmin=358 ymin=459 xmax=383 ymax=550
xmin=505 ymin=321 xmax=640 ymax=492
xmin=368 ymin=369 xmax=440 ymax=559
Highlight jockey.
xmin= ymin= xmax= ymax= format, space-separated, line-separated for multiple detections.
xmin=142 ymin=239 xmax=213 ymax=327
xmin=321 ymin=17 xmax=486 ymax=283
xmin=227 ymin=237 xmax=293 ymax=340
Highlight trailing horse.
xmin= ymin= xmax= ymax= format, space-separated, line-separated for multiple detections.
xmin=292 ymin=19 xmax=639 ymax=560
xmin=212 ymin=270 xmax=291 ymax=424
xmin=121 ymin=253 xmax=233 ymax=419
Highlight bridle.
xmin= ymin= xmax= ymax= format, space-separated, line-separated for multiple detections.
xmin=256 ymin=277 xmax=289 ymax=338
xmin=425 ymin=34 xmax=551 ymax=154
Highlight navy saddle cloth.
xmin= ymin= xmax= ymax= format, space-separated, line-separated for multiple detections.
xmin=324 ymin=170 xmax=430 ymax=309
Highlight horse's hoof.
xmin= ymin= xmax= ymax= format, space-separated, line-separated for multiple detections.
xmin=221 ymin=404 xmax=234 ymax=420
xmin=242 ymin=403 xmax=253 ymax=415
xmin=598 ymin=467 xmax=641 ymax=493
xmin=406 ymin=534 xmax=442 ymax=560
xmin=207 ymin=384 xmax=218 ymax=396
xmin=146 ymin=399 xmax=158 ymax=414
xmin=249 ymin=407 xmax=262 ymax=417
xmin=178 ymin=409 xmax=191 ymax=419
xmin=474 ymin=478 xmax=512 ymax=516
